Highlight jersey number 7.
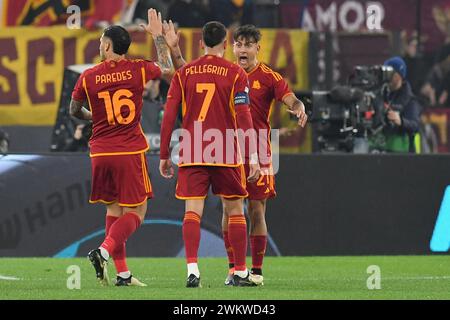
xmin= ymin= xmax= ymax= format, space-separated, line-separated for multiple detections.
xmin=196 ymin=83 xmax=215 ymax=122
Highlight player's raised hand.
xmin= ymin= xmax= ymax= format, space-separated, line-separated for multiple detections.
xmin=140 ymin=8 xmax=163 ymax=37
xmin=247 ymin=163 xmax=261 ymax=183
xmin=163 ymin=20 xmax=180 ymax=49
xmin=160 ymin=159 xmax=174 ymax=179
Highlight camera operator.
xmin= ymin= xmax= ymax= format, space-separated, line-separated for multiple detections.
xmin=382 ymin=56 xmax=421 ymax=153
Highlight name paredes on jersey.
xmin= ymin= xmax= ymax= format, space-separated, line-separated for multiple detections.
xmin=185 ymin=64 xmax=229 ymax=77
xmin=95 ymin=70 xmax=133 ymax=84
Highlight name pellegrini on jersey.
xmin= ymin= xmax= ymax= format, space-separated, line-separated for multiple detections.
xmin=185 ymin=64 xmax=229 ymax=77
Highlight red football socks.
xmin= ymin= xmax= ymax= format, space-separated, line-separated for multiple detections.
xmin=100 ymin=212 xmax=141 ymax=259
xmin=105 ymin=215 xmax=119 ymax=235
xmin=250 ymin=235 xmax=267 ymax=272
xmin=228 ymin=215 xmax=247 ymax=272
xmin=182 ymin=211 xmax=201 ymax=264
xmin=223 ymin=231 xmax=235 ymax=268
xmin=105 ymin=215 xmax=128 ymax=273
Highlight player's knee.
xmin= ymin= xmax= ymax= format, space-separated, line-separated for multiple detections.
xmin=222 ymin=198 xmax=243 ymax=216
xmin=185 ymin=199 xmax=205 ymax=216
xmin=248 ymin=200 xmax=265 ymax=215
xmin=250 ymin=210 xmax=265 ymax=226
xmin=106 ymin=202 xmax=122 ymax=217
xmin=130 ymin=211 xmax=146 ymax=224
xmin=248 ymin=201 xmax=265 ymax=221
xmin=221 ymin=200 xmax=229 ymax=215
xmin=123 ymin=203 xmax=147 ymax=223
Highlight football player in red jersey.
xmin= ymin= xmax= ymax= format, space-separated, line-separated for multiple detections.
xmin=162 ymin=22 xmax=307 ymax=286
xmin=158 ymin=21 xmax=261 ymax=287
xmin=222 ymin=25 xmax=307 ymax=286
xmin=222 ymin=25 xmax=307 ymax=285
xmin=70 ymin=9 xmax=173 ymax=286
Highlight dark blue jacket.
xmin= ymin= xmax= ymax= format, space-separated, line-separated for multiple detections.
xmin=384 ymin=81 xmax=422 ymax=152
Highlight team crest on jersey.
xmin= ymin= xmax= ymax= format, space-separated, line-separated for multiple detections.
xmin=252 ymin=80 xmax=261 ymax=90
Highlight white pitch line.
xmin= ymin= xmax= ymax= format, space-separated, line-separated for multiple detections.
xmin=0 ymin=275 xmax=21 ymax=281
xmin=385 ymin=276 xmax=450 ymax=280
xmin=269 ymin=276 xmax=450 ymax=281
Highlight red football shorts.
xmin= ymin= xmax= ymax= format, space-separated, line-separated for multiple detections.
xmin=89 ymin=153 xmax=153 ymax=206
xmin=244 ymin=164 xmax=276 ymax=200
xmin=176 ymin=165 xmax=248 ymax=200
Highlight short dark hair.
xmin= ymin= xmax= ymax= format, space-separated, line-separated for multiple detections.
xmin=202 ymin=21 xmax=227 ymax=48
xmin=103 ymin=25 xmax=131 ymax=55
xmin=233 ymin=24 xmax=261 ymax=43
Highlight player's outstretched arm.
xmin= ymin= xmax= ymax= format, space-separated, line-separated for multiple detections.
xmin=235 ymin=105 xmax=261 ymax=183
xmin=163 ymin=20 xmax=186 ymax=70
xmin=159 ymin=99 xmax=177 ymax=179
xmin=159 ymin=74 xmax=182 ymax=178
xmin=283 ymin=94 xmax=308 ymax=127
xmin=159 ymin=98 xmax=179 ymax=161
xmin=69 ymin=99 xmax=92 ymax=121
xmin=141 ymin=9 xmax=174 ymax=79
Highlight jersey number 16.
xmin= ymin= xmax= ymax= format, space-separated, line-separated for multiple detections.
xmin=98 ymin=89 xmax=136 ymax=125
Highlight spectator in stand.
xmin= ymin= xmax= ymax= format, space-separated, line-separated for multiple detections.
xmin=210 ymin=0 xmax=254 ymax=28
xmin=420 ymin=43 xmax=450 ymax=108
xmin=167 ymin=0 xmax=209 ymax=28
xmin=401 ymin=33 xmax=427 ymax=96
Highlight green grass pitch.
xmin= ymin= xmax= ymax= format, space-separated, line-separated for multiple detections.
xmin=0 ymin=256 xmax=449 ymax=299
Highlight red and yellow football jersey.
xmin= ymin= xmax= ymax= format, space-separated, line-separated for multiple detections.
xmin=162 ymin=54 xmax=250 ymax=167
xmin=72 ymin=59 xmax=162 ymax=156
xmin=247 ymin=63 xmax=293 ymax=165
